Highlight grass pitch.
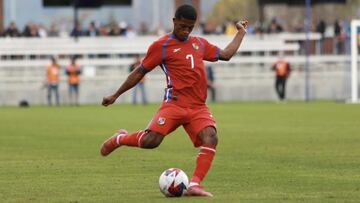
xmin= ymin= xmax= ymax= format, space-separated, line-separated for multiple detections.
xmin=0 ymin=102 xmax=359 ymax=203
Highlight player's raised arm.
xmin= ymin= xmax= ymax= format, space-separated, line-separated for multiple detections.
xmin=219 ymin=20 xmax=248 ymax=61
xmin=102 ymin=66 xmax=145 ymax=106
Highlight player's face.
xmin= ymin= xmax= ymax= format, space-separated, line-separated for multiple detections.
xmin=173 ymin=18 xmax=195 ymax=41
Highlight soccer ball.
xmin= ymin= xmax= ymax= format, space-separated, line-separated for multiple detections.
xmin=159 ymin=168 xmax=189 ymax=197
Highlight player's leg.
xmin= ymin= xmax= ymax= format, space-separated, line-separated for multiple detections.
xmin=74 ymin=84 xmax=79 ymax=106
xmin=282 ymin=79 xmax=287 ymax=100
xmin=191 ymin=126 xmax=217 ymax=183
xmin=183 ymin=107 xmax=217 ymax=197
xmin=275 ymin=77 xmax=281 ymax=100
xmin=100 ymin=102 xmax=184 ymax=156
xmin=47 ymin=85 xmax=52 ymax=106
xmin=186 ymin=127 xmax=217 ymax=197
xmin=100 ymin=130 xmax=164 ymax=156
xmin=55 ymin=85 xmax=60 ymax=106
xmin=68 ymin=84 xmax=73 ymax=105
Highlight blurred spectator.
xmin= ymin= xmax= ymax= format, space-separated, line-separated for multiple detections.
xmin=119 ymin=21 xmax=128 ymax=35
xmin=48 ymin=24 xmax=59 ymax=37
xmin=139 ymin=22 xmax=149 ymax=35
xmin=46 ymin=56 xmax=61 ymax=106
xmin=59 ymin=23 xmax=69 ymax=37
xmin=70 ymin=21 xmax=83 ymax=37
xmin=3 ymin=22 xmax=21 ymax=37
xmin=316 ymin=20 xmax=326 ymax=54
xmin=272 ymin=54 xmax=291 ymax=101
xmin=253 ymin=22 xmax=264 ymax=36
xmin=225 ymin=20 xmax=237 ymax=36
xmin=22 ymin=23 xmax=31 ymax=37
xmin=84 ymin=21 xmax=99 ymax=37
xmin=38 ymin=24 xmax=48 ymax=38
xmin=109 ymin=23 xmax=123 ymax=36
xmin=155 ymin=24 xmax=166 ymax=36
xmin=200 ymin=22 xmax=210 ymax=35
xmin=206 ymin=65 xmax=216 ymax=102
xmin=129 ymin=55 xmax=147 ymax=105
xmin=316 ymin=20 xmax=326 ymax=38
xmin=267 ymin=18 xmax=283 ymax=34
xmin=126 ymin=26 xmax=137 ymax=38
xmin=66 ymin=57 xmax=82 ymax=106
xmin=201 ymin=20 xmax=219 ymax=35
xmin=22 ymin=22 xmax=39 ymax=37
xmin=294 ymin=21 xmax=304 ymax=33
xmin=334 ymin=19 xmax=346 ymax=54
xmin=98 ymin=23 xmax=109 ymax=36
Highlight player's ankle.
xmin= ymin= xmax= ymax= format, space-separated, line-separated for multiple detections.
xmin=190 ymin=176 xmax=201 ymax=184
xmin=188 ymin=182 xmax=200 ymax=188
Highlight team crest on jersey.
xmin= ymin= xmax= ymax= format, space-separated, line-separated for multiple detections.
xmin=192 ymin=43 xmax=199 ymax=50
xmin=158 ymin=117 xmax=166 ymax=125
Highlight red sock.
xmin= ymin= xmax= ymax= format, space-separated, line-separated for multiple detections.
xmin=119 ymin=130 xmax=146 ymax=147
xmin=191 ymin=144 xmax=216 ymax=184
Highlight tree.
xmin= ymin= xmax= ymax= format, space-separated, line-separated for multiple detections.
xmin=209 ymin=0 xmax=259 ymax=25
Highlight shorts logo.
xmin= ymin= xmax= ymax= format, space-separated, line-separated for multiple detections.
xmin=158 ymin=117 xmax=166 ymax=125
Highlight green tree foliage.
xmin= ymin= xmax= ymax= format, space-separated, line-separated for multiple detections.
xmin=209 ymin=0 xmax=259 ymax=25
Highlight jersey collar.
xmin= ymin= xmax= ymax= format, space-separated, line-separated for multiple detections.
xmin=170 ymin=33 xmax=189 ymax=42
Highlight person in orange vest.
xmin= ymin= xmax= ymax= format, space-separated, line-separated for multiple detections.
xmin=66 ymin=56 xmax=82 ymax=105
xmin=46 ymin=56 xmax=61 ymax=106
xmin=272 ymin=55 xmax=291 ymax=101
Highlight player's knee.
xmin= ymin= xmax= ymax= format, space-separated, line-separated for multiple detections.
xmin=201 ymin=127 xmax=218 ymax=146
xmin=141 ymin=131 xmax=163 ymax=149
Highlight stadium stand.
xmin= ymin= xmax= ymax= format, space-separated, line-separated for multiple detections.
xmin=0 ymin=33 xmax=353 ymax=106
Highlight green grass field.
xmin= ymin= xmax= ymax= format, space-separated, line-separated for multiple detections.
xmin=1 ymin=102 xmax=360 ymax=203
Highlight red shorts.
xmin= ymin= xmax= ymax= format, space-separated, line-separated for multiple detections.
xmin=146 ymin=102 xmax=217 ymax=147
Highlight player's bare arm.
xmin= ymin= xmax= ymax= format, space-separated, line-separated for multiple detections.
xmin=219 ymin=20 xmax=248 ymax=61
xmin=102 ymin=66 xmax=145 ymax=106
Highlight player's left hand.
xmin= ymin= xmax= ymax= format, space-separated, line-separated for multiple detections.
xmin=236 ymin=20 xmax=248 ymax=33
xmin=102 ymin=95 xmax=117 ymax=106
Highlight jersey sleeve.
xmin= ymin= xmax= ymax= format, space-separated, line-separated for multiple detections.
xmin=140 ymin=42 xmax=162 ymax=73
xmin=198 ymin=37 xmax=220 ymax=62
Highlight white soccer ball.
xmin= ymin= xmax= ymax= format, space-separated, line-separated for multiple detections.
xmin=159 ymin=168 xmax=189 ymax=197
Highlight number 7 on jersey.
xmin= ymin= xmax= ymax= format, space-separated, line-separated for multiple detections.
xmin=186 ymin=54 xmax=194 ymax=69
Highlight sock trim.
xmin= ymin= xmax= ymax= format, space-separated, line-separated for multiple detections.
xmin=116 ymin=134 xmax=125 ymax=145
xmin=137 ymin=131 xmax=146 ymax=147
xmin=200 ymin=146 xmax=216 ymax=153
xmin=189 ymin=182 xmax=199 ymax=188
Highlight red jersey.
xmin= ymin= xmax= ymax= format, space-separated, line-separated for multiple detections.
xmin=141 ymin=34 xmax=219 ymax=107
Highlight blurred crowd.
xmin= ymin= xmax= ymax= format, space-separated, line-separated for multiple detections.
xmin=0 ymin=18 xmax=349 ymax=37
xmin=0 ymin=21 xmax=159 ymax=38
xmin=0 ymin=18 xmax=354 ymax=55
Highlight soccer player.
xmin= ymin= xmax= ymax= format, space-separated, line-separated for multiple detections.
xmin=101 ymin=4 xmax=248 ymax=197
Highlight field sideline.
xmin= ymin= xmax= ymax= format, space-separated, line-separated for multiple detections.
xmin=0 ymin=102 xmax=359 ymax=202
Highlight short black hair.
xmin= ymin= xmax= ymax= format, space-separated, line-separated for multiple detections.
xmin=175 ymin=4 xmax=197 ymax=21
